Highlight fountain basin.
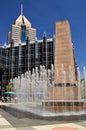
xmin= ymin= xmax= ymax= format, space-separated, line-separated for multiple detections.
xmin=42 ymin=100 xmax=84 ymax=112
xmin=1 ymin=102 xmax=86 ymax=121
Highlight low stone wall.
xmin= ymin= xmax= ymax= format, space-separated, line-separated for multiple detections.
xmin=42 ymin=101 xmax=84 ymax=112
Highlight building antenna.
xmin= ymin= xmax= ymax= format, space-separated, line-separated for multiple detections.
xmin=21 ymin=4 xmax=23 ymax=16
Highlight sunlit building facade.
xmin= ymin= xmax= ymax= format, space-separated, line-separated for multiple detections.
xmin=8 ymin=8 xmax=36 ymax=45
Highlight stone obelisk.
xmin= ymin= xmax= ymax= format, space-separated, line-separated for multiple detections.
xmin=54 ymin=20 xmax=79 ymax=100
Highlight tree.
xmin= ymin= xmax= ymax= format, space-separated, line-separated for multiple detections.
xmin=6 ymin=82 xmax=12 ymax=92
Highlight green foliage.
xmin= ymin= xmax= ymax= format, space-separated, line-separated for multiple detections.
xmin=6 ymin=82 xmax=12 ymax=92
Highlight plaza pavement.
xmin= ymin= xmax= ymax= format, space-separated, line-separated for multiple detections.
xmin=0 ymin=101 xmax=86 ymax=130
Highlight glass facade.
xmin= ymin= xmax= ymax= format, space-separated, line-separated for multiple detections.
xmin=21 ymin=24 xmax=26 ymax=43
xmin=0 ymin=37 xmax=54 ymax=91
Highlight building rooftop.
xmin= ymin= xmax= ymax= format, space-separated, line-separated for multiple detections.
xmin=15 ymin=14 xmax=31 ymax=27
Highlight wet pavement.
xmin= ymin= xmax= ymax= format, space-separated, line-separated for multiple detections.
xmin=0 ymin=102 xmax=86 ymax=130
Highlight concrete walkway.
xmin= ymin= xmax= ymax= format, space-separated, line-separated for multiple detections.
xmin=0 ymin=102 xmax=86 ymax=130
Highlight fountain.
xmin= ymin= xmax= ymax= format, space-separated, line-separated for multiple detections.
xmin=6 ymin=64 xmax=86 ymax=120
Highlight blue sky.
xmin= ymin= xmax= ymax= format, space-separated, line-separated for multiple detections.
xmin=0 ymin=0 xmax=86 ymax=74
